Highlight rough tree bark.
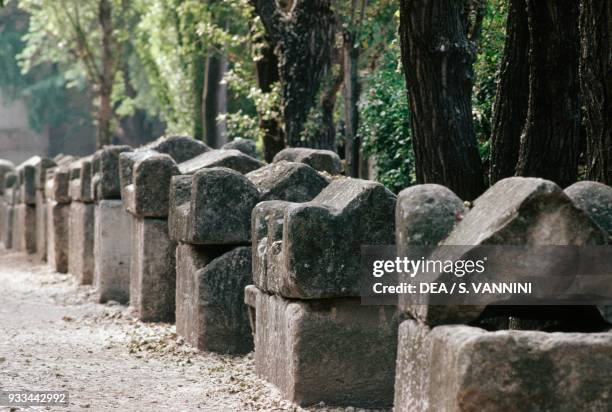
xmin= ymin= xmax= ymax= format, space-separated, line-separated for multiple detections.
xmin=249 ymin=0 xmax=336 ymax=150
xmin=343 ymin=32 xmax=360 ymax=177
xmin=398 ymin=0 xmax=485 ymax=200
xmin=255 ymin=40 xmax=286 ymax=162
xmin=343 ymin=0 xmax=367 ymax=178
xmin=97 ymin=0 xmax=115 ymax=148
xmin=489 ymin=0 xmax=530 ymax=184
xmin=319 ymin=46 xmax=344 ymax=150
xmin=580 ymin=0 xmax=612 ymax=184
xmin=515 ymin=0 xmax=581 ymax=187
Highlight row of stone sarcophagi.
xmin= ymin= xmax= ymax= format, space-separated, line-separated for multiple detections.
xmin=1 ymin=137 xmax=612 ymax=410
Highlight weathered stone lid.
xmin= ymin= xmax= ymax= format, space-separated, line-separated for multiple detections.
xmin=273 ymin=148 xmax=342 ymax=175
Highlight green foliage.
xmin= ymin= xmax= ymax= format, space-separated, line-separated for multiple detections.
xmin=131 ymin=0 xmax=261 ymax=141
xmin=5 ymin=0 xmax=508 ymax=180
xmin=221 ymin=63 xmax=282 ymax=142
xmin=0 ymin=12 xmax=27 ymax=99
xmin=17 ymin=0 xmax=104 ymax=85
xmin=359 ymin=40 xmax=414 ymax=193
xmin=131 ymin=0 xmax=202 ymax=133
xmin=0 ymin=4 xmax=92 ymax=133
xmin=472 ymin=0 xmax=507 ymax=164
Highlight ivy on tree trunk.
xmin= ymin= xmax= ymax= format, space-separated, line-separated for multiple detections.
xmin=249 ymin=0 xmax=337 ymax=150
xmin=255 ymin=38 xmax=285 ymax=162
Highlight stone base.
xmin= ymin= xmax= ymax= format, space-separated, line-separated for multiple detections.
xmin=11 ymin=205 xmax=18 ymax=250
xmin=130 ymin=217 xmax=175 ymax=321
xmin=68 ymin=201 xmax=95 ymax=285
xmin=394 ymin=320 xmax=612 ymax=412
xmin=35 ymin=190 xmax=47 ymax=262
xmin=248 ymin=286 xmax=397 ymax=407
xmin=94 ymin=200 xmax=132 ymax=303
xmin=0 ymin=199 xmax=5 ymax=245
xmin=175 ymin=243 xmax=252 ymax=354
xmin=15 ymin=204 xmax=36 ymax=254
xmin=46 ymin=201 xmax=70 ymax=273
xmin=1 ymin=203 xmax=13 ymax=248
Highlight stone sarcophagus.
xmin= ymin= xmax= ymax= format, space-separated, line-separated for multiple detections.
xmin=393 ymin=177 xmax=612 ymax=412
xmin=246 ymin=177 xmax=399 ymax=408
xmin=14 ymin=156 xmax=53 ymax=254
xmin=8 ymin=173 xmax=20 ymax=251
xmin=399 ymin=178 xmax=608 ymax=327
xmin=220 ymin=137 xmax=257 ymax=158
xmin=171 ymin=159 xmax=329 ymax=355
xmin=68 ymin=156 xmax=95 ymax=285
xmin=45 ymin=164 xmax=73 ymax=273
xmin=169 ymin=161 xmax=327 ymax=245
xmin=272 ymin=147 xmax=342 ymax=175
xmin=118 ymin=135 xmax=212 ymax=204
xmin=252 ymin=178 xmax=397 ymax=299
xmin=0 ymin=160 xmax=15 ymax=248
xmin=33 ymin=156 xmax=60 ymax=262
xmin=395 ymin=320 xmax=612 ymax=412
xmin=123 ymin=144 xmax=269 ymax=326
xmin=91 ymin=145 xmax=134 ymax=303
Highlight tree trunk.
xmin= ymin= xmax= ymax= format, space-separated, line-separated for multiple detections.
xmin=255 ymin=40 xmax=285 ymax=162
xmin=250 ymin=0 xmax=336 ymax=150
xmin=343 ymin=31 xmax=361 ymax=177
xmin=203 ymin=51 xmax=223 ymax=147
xmin=97 ymin=0 xmax=115 ymax=148
xmin=515 ymin=0 xmax=581 ymax=187
xmin=580 ymin=0 xmax=612 ymax=184
xmin=318 ymin=46 xmax=344 ymax=151
xmin=398 ymin=0 xmax=485 ymax=200
xmin=216 ymin=48 xmax=228 ymax=146
xmin=192 ymin=44 xmax=206 ymax=142
xmin=489 ymin=0 xmax=530 ymax=184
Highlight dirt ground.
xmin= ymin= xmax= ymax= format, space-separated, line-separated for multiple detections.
xmin=0 ymin=249 xmax=386 ymax=412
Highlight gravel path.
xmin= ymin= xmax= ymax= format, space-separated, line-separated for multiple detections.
xmin=0 ymin=249 xmax=382 ymax=412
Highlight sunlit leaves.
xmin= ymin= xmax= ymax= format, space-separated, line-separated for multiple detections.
xmin=359 ymin=39 xmax=414 ymax=193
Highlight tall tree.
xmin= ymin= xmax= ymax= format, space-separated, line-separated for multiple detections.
xmin=202 ymin=50 xmax=220 ymax=146
xmin=97 ymin=0 xmax=116 ymax=148
xmin=202 ymin=1 xmax=229 ymax=147
xmin=580 ymin=0 xmax=612 ymax=184
xmin=489 ymin=0 xmax=529 ymax=184
xmin=249 ymin=0 xmax=337 ymax=150
xmin=18 ymin=0 xmax=124 ymax=148
xmin=342 ymin=0 xmax=368 ymax=177
xmin=191 ymin=26 xmax=206 ymax=142
xmin=398 ymin=0 xmax=485 ymax=200
xmin=515 ymin=0 xmax=581 ymax=187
